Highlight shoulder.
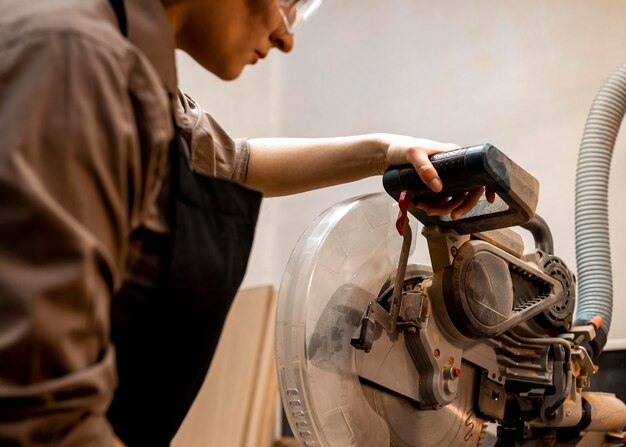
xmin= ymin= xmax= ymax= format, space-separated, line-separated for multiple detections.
xmin=0 ymin=0 xmax=171 ymax=119
xmin=178 ymin=91 xmax=250 ymax=182
xmin=0 ymin=0 xmax=141 ymax=78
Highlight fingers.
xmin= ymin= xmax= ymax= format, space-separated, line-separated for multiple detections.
xmin=408 ymin=150 xmax=442 ymax=193
xmin=451 ymin=187 xmax=484 ymax=220
xmin=394 ymin=140 xmax=497 ymax=220
xmin=385 ymin=137 xmax=458 ymax=193
xmin=416 ymin=193 xmax=467 ymax=216
xmin=407 ymin=142 xmax=459 ymax=192
xmin=422 ymin=141 xmax=460 ymax=153
xmin=415 ymin=186 xmax=492 ymax=220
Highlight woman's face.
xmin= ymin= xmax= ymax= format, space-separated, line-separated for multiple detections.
xmin=169 ymin=0 xmax=294 ymax=80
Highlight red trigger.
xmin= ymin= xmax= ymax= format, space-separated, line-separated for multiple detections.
xmin=395 ymin=190 xmax=411 ymax=235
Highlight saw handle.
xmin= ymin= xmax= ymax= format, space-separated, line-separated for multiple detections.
xmin=383 ymin=143 xmax=539 ymax=234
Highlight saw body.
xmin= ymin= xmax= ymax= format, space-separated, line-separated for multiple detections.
xmin=276 ymin=145 xmax=626 ymax=446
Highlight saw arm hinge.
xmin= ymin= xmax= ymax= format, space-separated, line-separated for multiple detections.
xmin=349 ymin=287 xmax=427 ymax=352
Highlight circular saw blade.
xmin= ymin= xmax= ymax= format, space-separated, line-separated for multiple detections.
xmin=361 ymin=362 xmax=486 ymax=447
xmin=277 ymin=193 xmax=487 ymax=447
xmin=276 ymin=193 xmax=486 ymax=446
xmin=276 ymin=193 xmax=412 ymax=447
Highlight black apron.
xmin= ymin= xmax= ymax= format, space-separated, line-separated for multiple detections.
xmin=105 ymin=1 xmax=262 ymax=444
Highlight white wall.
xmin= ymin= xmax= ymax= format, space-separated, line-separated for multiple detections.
xmin=177 ymin=0 xmax=626 ymax=347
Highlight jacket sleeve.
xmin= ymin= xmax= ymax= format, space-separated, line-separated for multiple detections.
xmin=177 ymin=91 xmax=250 ymax=183
xmin=0 ymin=25 xmax=163 ymax=445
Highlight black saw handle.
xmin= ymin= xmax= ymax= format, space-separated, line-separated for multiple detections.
xmin=383 ymin=143 xmax=539 ymax=234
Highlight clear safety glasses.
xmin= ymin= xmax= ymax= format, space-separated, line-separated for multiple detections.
xmin=277 ymin=0 xmax=323 ymax=33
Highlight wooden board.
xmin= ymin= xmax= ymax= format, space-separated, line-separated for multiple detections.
xmin=172 ymin=285 xmax=279 ymax=447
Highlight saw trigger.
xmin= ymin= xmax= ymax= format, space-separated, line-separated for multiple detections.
xmin=395 ymin=189 xmax=411 ymax=235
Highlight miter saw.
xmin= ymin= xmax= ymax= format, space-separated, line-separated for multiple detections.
xmin=276 ymin=64 xmax=626 ymax=447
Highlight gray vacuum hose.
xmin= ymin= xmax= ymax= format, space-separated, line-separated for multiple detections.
xmin=574 ymin=62 xmax=626 ymax=355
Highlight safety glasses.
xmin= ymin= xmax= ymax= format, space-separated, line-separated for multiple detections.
xmin=277 ymin=0 xmax=323 ymax=33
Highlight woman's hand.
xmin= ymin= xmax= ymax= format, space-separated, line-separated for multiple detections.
xmin=381 ymin=134 xmax=494 ymax=219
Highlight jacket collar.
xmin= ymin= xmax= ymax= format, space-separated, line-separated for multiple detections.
xmin=125 ymin=0 xmax=178 ymax=99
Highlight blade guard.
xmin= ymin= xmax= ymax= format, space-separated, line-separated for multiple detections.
xmin=383 ymin=143 xmax=539 ymax=234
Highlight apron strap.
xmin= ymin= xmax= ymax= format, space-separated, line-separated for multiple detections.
xmin=105 ymin=2 xmax=262 ymax=445
xmin=108 ymin=0 xmax=128 ymax=37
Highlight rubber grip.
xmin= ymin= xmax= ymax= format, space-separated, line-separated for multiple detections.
xmin=383 ymin=143 xmax=539 ymax=234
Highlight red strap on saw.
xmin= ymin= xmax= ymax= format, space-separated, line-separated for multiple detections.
xmin=395 ymin=190 xmax=411 ymax=235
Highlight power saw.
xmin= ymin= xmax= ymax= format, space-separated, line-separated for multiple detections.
xmin=275 ymin=143 xmax=626 ymax=446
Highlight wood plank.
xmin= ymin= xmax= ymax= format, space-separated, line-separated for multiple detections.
xmin=172 ymin=285 xmax=278 ymax=447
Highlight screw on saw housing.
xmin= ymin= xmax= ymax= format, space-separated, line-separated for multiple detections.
xmin=351 ymin=190 xmax=414 ymax=352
